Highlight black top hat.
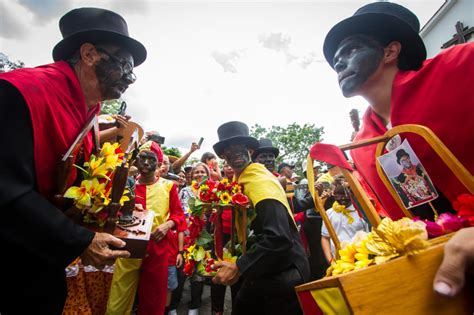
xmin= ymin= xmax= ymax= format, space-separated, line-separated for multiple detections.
xmin=213 ymin=121 xmax=259 ymax=157
xmin=53 ymin=7 xmax=147 ymax=66
xmin=396 ymin=149 xmax=410 ymax=164
xmin=323 ymin=2 xmax=426 ymax=71
xmin=253 ymin=138 xmax=279 ymax=159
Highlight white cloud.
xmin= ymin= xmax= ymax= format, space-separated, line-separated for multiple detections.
xmin=210 ymin=49 xmax=245 ymax=73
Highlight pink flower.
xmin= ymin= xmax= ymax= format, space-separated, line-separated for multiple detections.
xmin=437 ymin=213 xmax=466 ymax=233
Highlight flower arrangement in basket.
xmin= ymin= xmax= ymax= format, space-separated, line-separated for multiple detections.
xmin=326 ymin=194 xmax=474 ymax=277
xmin=183 ymin=177 xmax=251 ymax=277
xmin=63 ymin=142 xmax=130 ymax=226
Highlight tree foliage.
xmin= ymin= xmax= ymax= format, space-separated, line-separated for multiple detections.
xmin=250 ymin=123 xmax=324 ymax=175
xmin=161 ymin=146 xmax=182 ymax=158
xmin=100 ymin=99 xmax=125 ymax=115
xmin=0 ymin=52 xmax=25 ymax=72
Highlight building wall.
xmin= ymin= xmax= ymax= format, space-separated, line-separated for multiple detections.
xmin=420 ymin=0 xmax=474 ymax=58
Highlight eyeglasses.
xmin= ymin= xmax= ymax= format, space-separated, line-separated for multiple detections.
xmin=96 ymin=47 xmax=136 ymax=82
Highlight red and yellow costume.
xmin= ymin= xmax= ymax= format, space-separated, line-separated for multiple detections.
xmin=106 ymin=177 xmax=184 ymax=315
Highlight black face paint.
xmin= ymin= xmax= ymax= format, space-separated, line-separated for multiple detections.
xmin=333 ymin=35 xmax=384 ymax=97
xmin=137 ymin=151 xmax=158 ymax=175
xmin=256 ymin=152 xmax=276 ymax=172
xmin=223 ymin=144 xmax=251 ymax=173
xmin=95 ymin=48 xmax=135 ymax=100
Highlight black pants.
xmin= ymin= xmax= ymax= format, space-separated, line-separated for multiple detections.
xmin=232 ymin=266 xmax=305 ymax=315
xmin=210 ymin=278 xmax=242 ymax=312
xmin=168 ymin=265 xmax=187 ymax=310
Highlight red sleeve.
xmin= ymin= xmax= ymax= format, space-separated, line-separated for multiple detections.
xmin=167 ymin=183 xmax=185 ymax=229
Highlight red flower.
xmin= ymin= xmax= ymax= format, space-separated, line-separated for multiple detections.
xmin=199 ymin=191 xmax=211 ymax=203
xmin=232 ymin=193 xmax=249 ymax=207
xmin=188 ymin=216 xmax=205 ymax=240
xmin=453 ymin=194 xmax=474 ymax=226
xmin=183 ymin=260 xmax=196 ymax=276
xmin=217 ymin=182 xmax=226 ymax=191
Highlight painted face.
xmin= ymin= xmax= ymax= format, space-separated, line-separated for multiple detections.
xmin=137 ymin=151 xmax=158 ymax=175
xmin=333 ymin=36 xmax=384 ymax=97
xmin=333 ymin=186 xmax=352 ymax=207
xmin=280 ymin=166 xmax=293 ymax=179
xmin=95 ymin=46 xmax=136 ymax=100
xmin=400 ymin=156 xmax=412 ymax=169
xmin=222 ymin=144 xmax=251 ymax=174
xmin=255 ymin=152 xmax=276 ymax=172
xmin=192 ymin=165 xmax=208 ymax=182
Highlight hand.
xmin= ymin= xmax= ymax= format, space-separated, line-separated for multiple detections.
xmin=190 ymin=142 xmax=199 ymax=152
xmin=176 ymin=252 xmax=184 ymax=268
xmin=315 ymin=182 xmax=324 ymax=195
xmin=114 ymin=115 xmax=130 ymax=129
xmin=81 ymin=232 xmax=130 ymax=269
xmin=433 ymin=227 xmax=474 ymax=297
xmin=135 ymin=203 xmax=144 ymax=212
xmin=151 ymin=221 xmax=174 ymax=242
xmin=212 ymin=261 xmax=240 ymax=286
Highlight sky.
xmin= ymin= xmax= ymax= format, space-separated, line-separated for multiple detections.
xmin=0 ymin=0 xmax=444 ymax=162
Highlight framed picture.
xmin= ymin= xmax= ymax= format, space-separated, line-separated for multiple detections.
xmin=377 ymin=140 xmax=438 ymax=209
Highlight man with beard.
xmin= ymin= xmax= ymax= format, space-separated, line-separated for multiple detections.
xmin=323 ymin=2 xmax=474 ymax=219
xmin=107 ymin=141 xmax=185 ymax=315
xmin=0 ymin=8 xmax=146 ymax=314
xmin=211 ymin=121 xmax=309 ymax=315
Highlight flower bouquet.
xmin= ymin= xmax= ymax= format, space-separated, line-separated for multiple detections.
xmin=183 ymin=177 xmax=250 ymax=277
xmin=63 ymin=142 xmax=154 ymax=258
xmin=296 ymin=125 xmax=474 ymax=315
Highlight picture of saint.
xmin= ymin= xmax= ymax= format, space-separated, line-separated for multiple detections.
xmin=378 ymin=140 xmax=438 ymax=209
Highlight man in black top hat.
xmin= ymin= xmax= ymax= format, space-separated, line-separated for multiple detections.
xmin=0 ymin=7 xmax=146 ymax=314
xmin=252 ymin=138 xmax=280 ymax=175
xmin=211 ymin=121 xmax=309 ymax=315
xmin=323 ymin=2 xmax=474 ymax=220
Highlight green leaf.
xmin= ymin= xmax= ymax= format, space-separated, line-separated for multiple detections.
xmin=195 ymin=246 xmax=206 ymax=261
xmin=196 ymin=229 xmax=213 ymax=246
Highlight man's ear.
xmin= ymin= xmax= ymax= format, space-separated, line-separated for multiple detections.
xmin=79 ymin=43 xmax=100 ymax=66
xmin=383 ymin=41 xmax=401 ymax=65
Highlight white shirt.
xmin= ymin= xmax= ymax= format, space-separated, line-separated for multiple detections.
xmin=321 ymin=204 xmax=370 ymax=256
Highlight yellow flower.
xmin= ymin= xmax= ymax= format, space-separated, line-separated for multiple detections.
xmin=220 ymin=178 xmax=229 ymax=185
xmin=232 ymin=184 xmax=242 ymax=194
xmin=64 ymin=178 xmax=106 ymax=209
xmin=220 ymin=192 xmax=231 ymax=205
xmin=365 ymin=218 xmax=429 ymax=264
xmin=200 ymin=184 xmax=209 ymax=192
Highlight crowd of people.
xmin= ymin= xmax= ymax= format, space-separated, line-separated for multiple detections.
xmin=0 ymin=2 xmax=472 ymax=315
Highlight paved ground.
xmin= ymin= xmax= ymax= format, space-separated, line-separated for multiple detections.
xmin=176 ymin=279 xmax=232 ymax=315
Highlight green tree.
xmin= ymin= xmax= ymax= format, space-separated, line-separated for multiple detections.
xmin=250 ymin=123 xmax=324 ymax=175
xmin=0 ymin=52 xmax=25 ymax=72
xmin=161 ymin=146 xmax=182 ymax=158
xmin=100 ymin=99 xmax=126 ymax=115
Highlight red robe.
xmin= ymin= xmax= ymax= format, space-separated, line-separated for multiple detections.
xmin=352 ymin=43 xmax=474 ymax=219
xmin=0 ymin=61 xmax=98 ymax=199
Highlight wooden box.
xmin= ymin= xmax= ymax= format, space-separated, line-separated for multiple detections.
xmin=296 ymin=234 xmax=473 ymax=314
xmin=112 ymin=210 xmax=154 ymax=259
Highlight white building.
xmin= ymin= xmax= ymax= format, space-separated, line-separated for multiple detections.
xmin=420 ymin=0 xmax=474 ymax=58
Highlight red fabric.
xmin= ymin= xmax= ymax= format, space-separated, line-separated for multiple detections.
xmin=221 ymin=207 xmax=232 ymax=235
xmin=0 ymin=61 xmax=99 ymax=199
xmin=297 ymin=291 xmax=323 ymax=315
xmin=310 ymin=142 xmax=353 ymax=171
xmin=352 ymin=43 xmax=474 ymax=219
xmin=138 ymin=238 xmax=168 ymax=315
xmin=135 ymin=179 xmax=185 ymax=315
xmin=167 ymin=218 xmax=187 ymax=266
